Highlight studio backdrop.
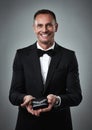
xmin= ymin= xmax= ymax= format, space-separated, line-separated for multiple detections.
xmin=0 ymin=0 xmax=92 ymax=130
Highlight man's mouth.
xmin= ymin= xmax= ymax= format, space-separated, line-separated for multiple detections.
xmin=40 ymin=33 xmax=50 ymax=38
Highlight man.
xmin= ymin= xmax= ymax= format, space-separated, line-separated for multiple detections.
xmin=9 ymin=9 xmax=82 ymax=130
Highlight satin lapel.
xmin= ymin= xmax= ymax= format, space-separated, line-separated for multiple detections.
xmin=44 ymin=44 xmax=62 ymax=91
xmin=28 ymin=44 xmax=44 ymax=88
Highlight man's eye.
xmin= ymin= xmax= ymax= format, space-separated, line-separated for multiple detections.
xmin=47 ymin=24 xmax=53 ymax=28
xmin=37 ymin=25 xmax=43 ymax=28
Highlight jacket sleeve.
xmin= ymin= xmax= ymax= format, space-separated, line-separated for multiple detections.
xmin=60 ymin=52 xmax=82 ymax=108
xmin=9 ymin=50 xmax=26 ymax=106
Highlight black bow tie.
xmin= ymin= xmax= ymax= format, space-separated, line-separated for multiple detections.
xmin=37 ymin=49 xmax=55 ymax=57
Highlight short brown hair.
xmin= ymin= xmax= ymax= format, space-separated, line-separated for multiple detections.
xmin=33 ymin=9 xmax=57 ymax=23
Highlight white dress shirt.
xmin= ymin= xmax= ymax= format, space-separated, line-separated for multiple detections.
xmin=37 ymin=42 xmax=55 ymax=84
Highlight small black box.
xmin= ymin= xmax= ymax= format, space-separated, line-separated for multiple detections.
xmin=32 ymin=97 xmax=48 ymax=110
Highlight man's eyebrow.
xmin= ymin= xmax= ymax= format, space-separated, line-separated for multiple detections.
xmin=37 ymin=22 xmax=53 ymax=25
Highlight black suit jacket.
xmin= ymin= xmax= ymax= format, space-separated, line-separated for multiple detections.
xmin=9 ymin=42 xmax=82 ymax=130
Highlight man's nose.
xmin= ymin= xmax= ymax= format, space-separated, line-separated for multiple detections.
xmin=42 ymin=25 xmax=48 ymax=32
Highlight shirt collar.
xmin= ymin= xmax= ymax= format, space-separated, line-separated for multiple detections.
xmin=37 ymin=42 xmax=55 ymax=51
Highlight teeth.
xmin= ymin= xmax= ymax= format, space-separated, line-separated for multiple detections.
xmin=42 ymin=34 xmax=48 ymax=36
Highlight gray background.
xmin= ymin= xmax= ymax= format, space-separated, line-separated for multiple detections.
xmin=0 ymin=0 xmax=92 ymax=130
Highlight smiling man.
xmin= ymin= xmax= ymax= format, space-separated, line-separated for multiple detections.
xmin=33 ymin=11 xmax=58 ymax=49
xmin=9 ymin=9 xmax=82 ymax=130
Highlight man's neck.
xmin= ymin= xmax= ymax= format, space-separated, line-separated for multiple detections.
xmin=37 ymin=41 xmax=55 ymax=50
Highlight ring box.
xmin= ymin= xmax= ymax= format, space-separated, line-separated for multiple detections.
xmin=31 ymin=97 xmax=48 ymax=110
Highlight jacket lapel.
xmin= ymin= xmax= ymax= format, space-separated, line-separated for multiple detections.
xmin=28 ymin=43 xmax=44 ymax=89
xmin=44 ymin=43 xmax=62 ymax=91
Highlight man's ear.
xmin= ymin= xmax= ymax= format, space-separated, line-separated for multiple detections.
xmin=55 ymin=23 xmax=58 ymax=32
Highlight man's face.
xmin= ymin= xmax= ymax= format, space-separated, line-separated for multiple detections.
xmin=33 ymin=14 xmax=58 ymax=45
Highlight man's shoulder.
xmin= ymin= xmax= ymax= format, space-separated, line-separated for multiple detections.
xmin=56 ymin=43 xmax=75 ymax=54
xmin=55 ymin=43 xmax=77 ymax=62
xmin=16 ymin=43 xmax=36 ymax=54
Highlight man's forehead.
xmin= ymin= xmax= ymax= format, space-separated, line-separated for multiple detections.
xmin=34 ymin=19 xmax=55 ymax=26
xmin=34 ymin=20 xmax=54 ymax=25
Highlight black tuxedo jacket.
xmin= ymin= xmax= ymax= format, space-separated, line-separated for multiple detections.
xmin=9 ymin=42 xmax=82 ymax=130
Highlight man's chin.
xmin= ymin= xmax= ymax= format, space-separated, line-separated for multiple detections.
xmin=40 ymin=41 xmax=49 ymax=45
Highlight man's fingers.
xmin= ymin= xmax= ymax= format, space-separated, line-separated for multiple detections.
xmin=21 ymin=101 xmax=29 ymax=107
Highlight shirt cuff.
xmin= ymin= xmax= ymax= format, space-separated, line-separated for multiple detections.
xmin=54 ymin=96 xmax=61 ymax=107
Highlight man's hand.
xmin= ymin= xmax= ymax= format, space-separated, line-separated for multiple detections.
xmin=21 ymin=95 xmax=42 ymax=116
xmin=21 ymin=95 xmax=35 ymax=107
xmin=39 ymin=94 xmax=58 ymax=113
